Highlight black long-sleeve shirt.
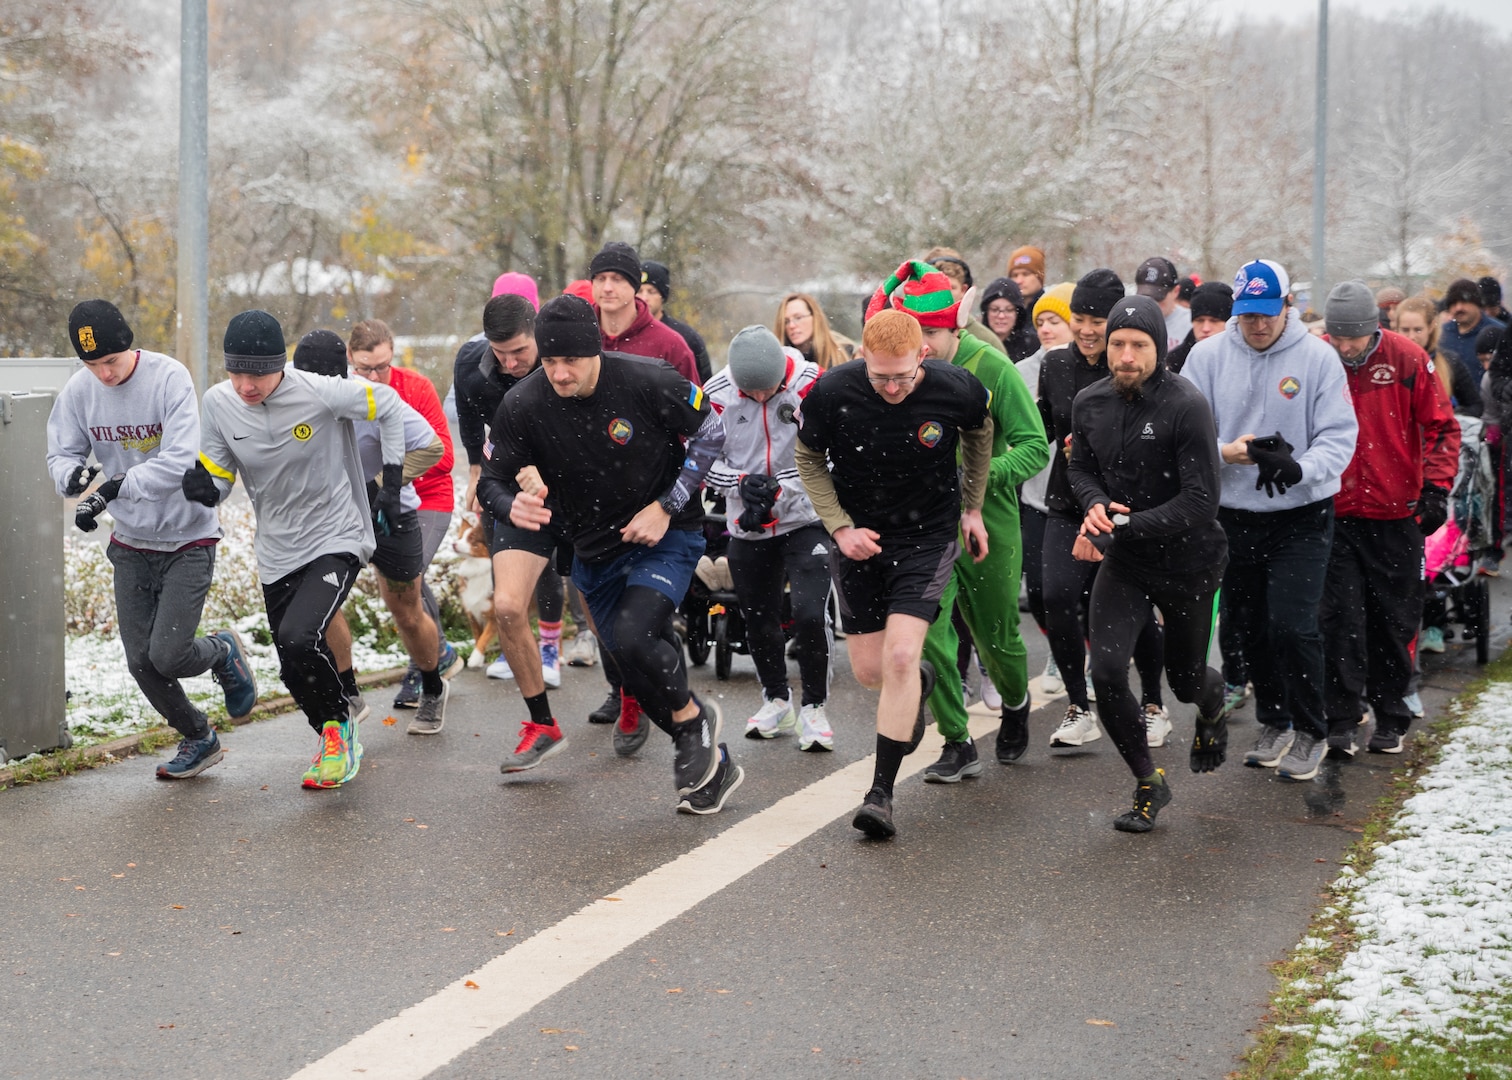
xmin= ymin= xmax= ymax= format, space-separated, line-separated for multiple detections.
xmin=453 ymin=336 xmax=524 ymax=466
xmin=1037 ymin=343 xmax=1110 ymax=519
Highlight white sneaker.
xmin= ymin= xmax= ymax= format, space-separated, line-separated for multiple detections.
xmin=980 ymin=676 xmax=1003 ymax=711
xmin=486 ymin=656 xmax=515 ymax=680
xmin=564 ymin=630 xmax=599 ymax=667
xmin=798 ymin=703 xmax=834 ymax=752
xmin=1040 ymin=655 xmax=1065 ymax=696
xmin=540 ymin=640 xmax=562 ymax=689
xmin=1143 ymin=703 xmax=1172 ymax=747
xmin=744 ymin=695 xmax=796 ymax=739
xmin=1049 ymin=704 xmax=1101 ymax=747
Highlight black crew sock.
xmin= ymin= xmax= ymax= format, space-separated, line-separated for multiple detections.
xmin=420 ymin=667 xmax=443 ymax=697
xmin=872 ymin=734 xmax=909 ymax=799
xmin=525 ymin=691 xmax=554 ymax=726
xmin=338 ymin=667 xmax=359 ymax=698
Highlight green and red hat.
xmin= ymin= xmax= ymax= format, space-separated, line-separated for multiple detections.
xmin=864 ymin=259 xmax=977 ymax=329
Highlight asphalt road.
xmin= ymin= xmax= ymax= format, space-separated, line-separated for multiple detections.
xmin=3 ymin=585 xmax=1504 ymax=1080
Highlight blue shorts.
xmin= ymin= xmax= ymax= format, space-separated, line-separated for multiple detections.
xmin=571 ymin=529 xmax=706 ymax=654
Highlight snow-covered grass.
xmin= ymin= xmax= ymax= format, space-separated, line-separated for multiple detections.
xmin=1253 ymin=678 xmax=1512 ymax=1078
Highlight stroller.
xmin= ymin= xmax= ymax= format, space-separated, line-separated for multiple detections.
xmin=681 ymin=501 xmax=753 ymax=681
xmin=1423 ymin=414 xmax=1494 ymax=664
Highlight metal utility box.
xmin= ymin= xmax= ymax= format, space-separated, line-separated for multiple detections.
xmin=0 ymin=392 xmax=70 ymax=761
xmin=0 ymin=356 xmax=81 ymax=395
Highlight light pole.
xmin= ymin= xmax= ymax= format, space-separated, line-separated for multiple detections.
xmin=177 ymin=0 xmax=209 ymax=394
xmin=1312 ymin=0 xmax=1328 ymax=304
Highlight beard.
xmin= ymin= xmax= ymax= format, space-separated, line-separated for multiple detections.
xmin=1111 ymin=368 xmax=1151 ymax=395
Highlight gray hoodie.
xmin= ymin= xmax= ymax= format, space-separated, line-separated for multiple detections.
xmin=1179 ymin=311 xmax=1359 ymax=512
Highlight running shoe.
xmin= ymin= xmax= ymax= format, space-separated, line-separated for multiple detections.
xmin=995 ymin=694 xmax=1030 ymax=763
xmin=851 ymin=786 xmax=896 ymax=839
xmin=302 ymin=719 xmax=359 ymax=789
xmin=671 ymin=698 xmax=722 ymax=795
xmin=1143 ymin=703 xmax=1172 ymax=748
xmin=1039 ymin=654 xmax=1064 ymax=696
xmin=486 ymin=655 xmax=515 ymax=680
xmin=541 ymin=640 xmax=562 ymax=688
xmin=438 ymin=641 xmax=464 ymax=680
xmin=613 ymin=692 xmax=649 ymax=757
xmin=1113 ymin=769 xmax=1171 ymax=833
xmin=210 ymin=629 xmax=258 ymax=721
xmin=500 ymin=720 xmax=568 ymax=773
xmin=1367 ymin=728 xmax=1406 ymax=754
xmin=407 ymin=680 xmax=449 ymax=735
xmin=1243 ymin=725 xmax=1295 ymax=768
xmin=922 ymin=738 xmax=983 ymax=783
xmin=1049 ymin=705 xmax=1100 ymax=747
xmin=675 ymin=743 xmax=744 ymax=815
xmin=979 ymin=673 xmax=1003 ymax=711
xmin=1276 ymin=731 xmax=1325 ymax=781
xmin=1419 ymin=626 xmax=1446 ymax=654
xmin=392 ymin=666 xmax=422 ymax=709
xmin=797 ymin=703 xmax=833 ymax=752
xmin=346 ymin=691 xmax=370 ymax=725
xmin=744 ymin=695 xmax=796 ymax=739
xmin=1476 ymin=554 xmax=1500 ymax=577
xmin=1325 ymin=722 xmax=1357 ymax=759
xmin=589 ymin=687 xmax=620 ymax=725
xmin=156 ymin=731 xmax=224 ymax=780
xmin=906 ymin=660 xmax=937 ymax=754
xmin=1403 ymin=692 xmax=1424 ymax=719
xmin=565 ymin=630 xmax=599 ymax=667
xmin=1189 ymin=709 xmax=1229 ymax=773
xmin=1223 ymin=682 xmax=1251 ymax=713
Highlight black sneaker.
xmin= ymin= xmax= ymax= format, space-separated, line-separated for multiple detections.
xmin=1189 ymin=709 xmax=1229 ymax=773
xmin=905 ymin=660 xmax=937 ymax=754
xmin=1113 ymin=769 xmax=1172 ymax=833
xmin=851 ymin=787 xmax=896 ymax=839
xmin=675 ymin=744 xmax=744 ymax=815
xmin=612 ymin=693 xmax=650 ymax=758
xmin=995 ymin=695 xmax=1030 ymax=763
xmin=671 ymin=699 xmax=722 ymax=795
xmin=1325 ymin=719 xmax=1357 ymax=759
xmin=1367 ymin=728 xmax=1406 ymax=754
xmin=588 ymin=687 xmax=620 ymax=725
xmin=393 ymin=665 xmax=422 ymax=709
xmin=156 ymin=731 xmax=225 ymax=780
xmin=922 ymin=738 xmax=983 ymax=783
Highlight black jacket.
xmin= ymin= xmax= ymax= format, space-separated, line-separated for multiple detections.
xmin=453 ymin=336 xmax=524 ymax=466
xmin=1067 ymin=362 xmax=1227 ymax=588
xmin=1166 ymin=329 xmax=1197 ymax=375
xmin=1037 ymin=343 xmax=1110 ymax=518
xmin=662 ymin=314 xmax=712 ymax=384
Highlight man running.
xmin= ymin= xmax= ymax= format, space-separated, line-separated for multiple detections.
xmin=478 ymin=295 xmax=742 ymax=815
xmin=183 ymin=309 xmax=407 ymax=789
xmin=1067 ymin=296 xmax=1230 ymax=832
xmin=47 ymin=299 xmax=257 ymax=779
xmin=795 ymin=309 xmax=993 ymax=840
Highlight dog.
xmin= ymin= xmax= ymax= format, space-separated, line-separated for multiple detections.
xmin=452 ymin=518 xmax=497 ymax=669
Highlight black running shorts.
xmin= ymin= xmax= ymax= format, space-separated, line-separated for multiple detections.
xmin=830 ymin=539 xmax=959 ymax=635
xmin=370 ymin=509 xmax=425 ymax=583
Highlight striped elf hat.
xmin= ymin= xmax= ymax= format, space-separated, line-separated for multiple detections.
xmin=864 ymin=259 xmax=977 ymax=329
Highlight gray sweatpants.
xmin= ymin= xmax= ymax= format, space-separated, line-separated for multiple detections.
xmin=106 ymin=543 xmax=225 ymax=739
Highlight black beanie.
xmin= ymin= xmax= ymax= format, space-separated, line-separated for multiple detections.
xmin=1479 ymin=275 xmax=1503 ymax=308
xmin=1444 ymin=278 xmax=1484 ymax=310
xmin=223 ymin=310 xmax=287 ymax=374
xmin=1105 ymin=295 xmax=1169 ymax=369
xmin=1189 ymin=280 xmax=1235 ymax=323
xmin=292 ymin=329 xmax=348 ymax=378
xmin=641 ymin=260 xmax=671 ymax=299
xmin=979 ymin=276 xmax=1023 ymax=316
xmin=68 ymin=299 xmax=133 ymax=361
xmin=1071 ymin=268 xmax=1126 ymax=318
xmin=588 ymin=241 xmax=642 ymax=290
xmin=1476 ymin=325 xmax=1503 ymax=356
xmin=534 ymin=295 xmax=602 ymax=358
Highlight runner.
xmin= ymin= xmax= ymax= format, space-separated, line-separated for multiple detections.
xmin=794 ymin=309 xmax=994 ymax=839
xmin=183 ymin=309 xmax=407 ymax=789
xmin=638 ymin=260 xmax=712 ymax=384
xmin=1067 ymin=296 xmax=1230 ymax=832
xmin=47 ymin=299 xmax=256 ymax=780
xmin=478 ymin=295 xmax=742 ymax=815
xmin=704 ymin=326 xmax=834 ymax=749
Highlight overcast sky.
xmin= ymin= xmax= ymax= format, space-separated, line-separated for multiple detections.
xmin=1233 ymin=0 xmax=1512 ymax=35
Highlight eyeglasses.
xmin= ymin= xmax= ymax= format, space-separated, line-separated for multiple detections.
xmin=865 ymin=363 xmax=923 ymax=388
xmin=784 ymin=313 xmax=813 ymax=326
xmin=351 ymin=361 xmax=392 ymax=375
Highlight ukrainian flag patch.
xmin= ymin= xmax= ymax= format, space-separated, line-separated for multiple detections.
xmin=688 ymin=385 xmax=705 ymax=410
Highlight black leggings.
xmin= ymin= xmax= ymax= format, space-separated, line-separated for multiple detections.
xmin=726 ymin=524 xmax=833 ymax=706
xmin=262 ymin=553 xmax=361 ymax=732
xmin=1020 ymin=503 xmax=1049 ymax=634
xmin=1089 ymin=558 xmax=1225 ymax=779
xmin=607 ymin=586 xmax=692 ymax=734
xmin=1041 ymin=515 xmax=1164 ymax=710
xmin=536 ymin=563 xmax=563 ymax=622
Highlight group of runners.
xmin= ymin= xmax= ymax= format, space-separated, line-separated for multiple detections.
xmin=47 ymin=239 xmax=1476 ymax=837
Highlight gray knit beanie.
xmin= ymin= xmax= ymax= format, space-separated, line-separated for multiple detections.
xmin=726 ymin=325 xmax=787 ymax=391
xmin=1325 ymin=280 xmax=1379 ymax=338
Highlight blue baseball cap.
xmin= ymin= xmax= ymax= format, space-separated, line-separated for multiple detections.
xmin=1230 ymin=259 xmax=1290 ymax=317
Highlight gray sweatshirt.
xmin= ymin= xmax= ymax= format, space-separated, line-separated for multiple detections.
xmin=199 ymin=367 xmax=405 ymax=582
xmin=46 ymin=350 xmax=222 ymax=550
xmin=1179 ymin=312 xmax=1359 ymax=512
xmin=354 ymin=397 xmax=444 ymax=514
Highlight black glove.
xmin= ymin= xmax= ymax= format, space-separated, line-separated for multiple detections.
xmin=737 ymin=473 xmax=782 ymax=533
xmin=1248 ymin=434 xmax=1303 ymax=498
xmin=95 ymin=473 xmax=124 ymax=502
xmin=74 ymin=492 xmax=108 ymax=532
xmin=181 ymin=462 xmax=222 ymax=507
xmin=373 ymin=463 xmax=404 ymax=535
xmin=63 ymin=464 xmax=100 ymax=497
xmin=1416 ymin=484 xmax=1449 ymax=537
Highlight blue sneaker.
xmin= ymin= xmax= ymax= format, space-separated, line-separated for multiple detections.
xmin=438 ymin=641 xmax=464 ymax=680
xmin=211 ymin=630 xmax=258 ymax=721
xmin=541 ymin=640 xmax=561 ymax=689
xmin=156 ymin=731 xmax=224 ymax=780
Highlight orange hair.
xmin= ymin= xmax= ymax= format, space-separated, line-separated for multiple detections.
xmin=861 ymin=309 xmax=922 ymax=358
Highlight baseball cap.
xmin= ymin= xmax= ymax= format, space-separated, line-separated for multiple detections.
xmin=1230 ymin=259 xmax=1290 ymax=317
xmin=1135 ymin=257 xmax=1178 ymax=300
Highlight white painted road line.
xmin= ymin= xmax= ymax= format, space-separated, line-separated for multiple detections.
xmin=287 ymin=713 xmax=1003 ymax=1080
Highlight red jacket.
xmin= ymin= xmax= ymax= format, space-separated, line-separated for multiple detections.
xmin=1328 ymin=329 xmax=1460 ymax=520
xmin=388 ymin=365 xmax=455 ymax=512
xmin=597 ymin=297 xmax=701 ymax=384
